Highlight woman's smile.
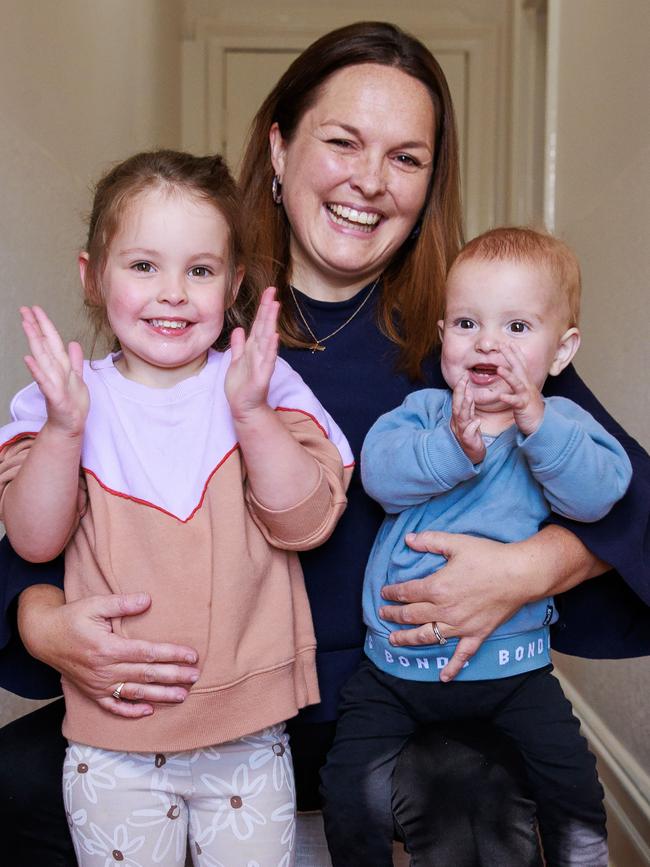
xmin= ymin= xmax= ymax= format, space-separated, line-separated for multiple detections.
xmin=270 ymin=63 xmax=435 ymax=297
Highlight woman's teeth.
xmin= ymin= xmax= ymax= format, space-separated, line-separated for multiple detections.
xmin=327 ymin=204 xmax=380 ymax=232
xmin=150 ymin=319 xmax=188 ymax=329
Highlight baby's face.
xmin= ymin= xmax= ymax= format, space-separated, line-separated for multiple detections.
xmin=439 ymin=257 xmax=571 ymax=413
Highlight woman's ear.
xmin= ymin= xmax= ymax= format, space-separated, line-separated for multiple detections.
xmin=549 ymin=326 xmax=581 ymax=376
xmin=269 ymin=123 xmax=287 ymax=178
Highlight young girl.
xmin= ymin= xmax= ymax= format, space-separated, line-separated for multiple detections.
xmin=0 ymin=150 xmax=352 ymax=866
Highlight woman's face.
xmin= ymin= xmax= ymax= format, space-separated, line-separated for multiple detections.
xmin=270 ymin=63 xmax=435 ymax=296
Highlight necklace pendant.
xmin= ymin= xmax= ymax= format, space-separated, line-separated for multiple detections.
xmin=310 ymin=343 xmax=326 ymax=353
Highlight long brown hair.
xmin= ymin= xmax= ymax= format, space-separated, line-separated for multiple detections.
xmin=239 ymin=21 xmax=463 ymax=378
xmin=84 ymin=150 xmax=258 ymax=352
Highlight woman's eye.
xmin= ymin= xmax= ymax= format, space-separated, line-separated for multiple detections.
xmin=329 ymin=138 xmax=354 ymax=149
xmin=133 ymin=262 xmax=154 ymax=273
xmin=189 ymin=266 xmax=211 ymax=278
xmin=394 ymin=153 xmax=419 ymax=168
xmin=508 ymin=321 xmax=528 ymax=334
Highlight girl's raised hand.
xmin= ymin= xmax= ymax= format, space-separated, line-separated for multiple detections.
xmin=225 ymin=287 xmax=280 ymax=422
xmin=450 ymin=374 xmax=485 ymax=464
xmin=496 ymin=343 xmax=545 ymax=436
xmin=20 ymin=306 xmax=89 ymax=436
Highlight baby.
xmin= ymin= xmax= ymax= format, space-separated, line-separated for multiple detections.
xmin=321 ymin=227 xmax=632 ymax=867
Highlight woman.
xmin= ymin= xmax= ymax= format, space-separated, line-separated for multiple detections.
xmin=1 ymin=21 xmax=649 ymax=866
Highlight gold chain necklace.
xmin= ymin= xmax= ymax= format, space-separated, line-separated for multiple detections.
xmin=289 ymin=278 xmax=379 ymax=353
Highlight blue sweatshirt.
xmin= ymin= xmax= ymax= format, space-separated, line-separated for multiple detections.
xmin=361 ymin=390 xmax=632 ymax=682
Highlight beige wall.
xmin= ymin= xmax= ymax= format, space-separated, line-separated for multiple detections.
xmin=549 ymin=0 xmax=649 ymax=453
xmin=546 ymin=0 xmax=650 ymax=835
xmin=0 ymin=0 xmax=183 ymax=416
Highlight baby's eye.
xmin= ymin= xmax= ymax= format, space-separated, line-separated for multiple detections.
xmin=457 ymin=319 xmax=476 ymax=330
xmin=189 ymin=266 xmax=212 ymax=278
xmin=508 ymin=321 xmax=528 ymax=334
xmin=133 ymin=261 xmax=154 ymax=273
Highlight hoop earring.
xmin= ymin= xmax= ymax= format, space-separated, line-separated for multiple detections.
xmin=272 ymin=175 xmax=283 ymax=205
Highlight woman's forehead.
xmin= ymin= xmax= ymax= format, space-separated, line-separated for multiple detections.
xmin=305 ymin=63 xmax=435 ymax=140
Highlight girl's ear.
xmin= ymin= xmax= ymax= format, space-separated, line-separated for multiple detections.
xmin=269 ymin=123 xmax=287 ymax=178
xmin=549 ymin=326 xmax=581 ymax=376
xmin=78 ymin=252 xmax=90 ymax=291
xmin=227 ymin=265 xmax=245 ymax=308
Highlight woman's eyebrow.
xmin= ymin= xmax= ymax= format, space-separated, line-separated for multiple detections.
xmin=320 ymin=120 xmax=431 ymax=150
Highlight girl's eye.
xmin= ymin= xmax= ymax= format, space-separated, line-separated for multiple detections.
xmin=189 ymin=266 xmax=211 ymax=278
xmin=133 ymin=262 xmax=154 ymax=273
xmin=458 ymin=319 xmax=476 ymax=330
xmin=508 ymin=321 xmax=528 ymax=334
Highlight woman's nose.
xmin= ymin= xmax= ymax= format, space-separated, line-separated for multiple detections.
xmin=350 ymin=152 xmax=387 ymax=198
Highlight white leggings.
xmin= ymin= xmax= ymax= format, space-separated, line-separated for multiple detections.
xmin=63 ymin=724 xmax=295 ymax=867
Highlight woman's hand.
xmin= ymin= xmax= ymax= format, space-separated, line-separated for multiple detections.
xmin=225 ymin=287 xmax=280 ymax=423
xmin=378 ymin=526 xmax=604 ymax=682
xmin=18 ymin=585 xmax=200 ymax=719
xmin=20 ymin=306 xmax=89 ymax=437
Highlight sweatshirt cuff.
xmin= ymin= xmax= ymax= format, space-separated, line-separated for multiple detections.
xmin=424 ymin=422 xmax=480 ymax=489
xmin=247 ymin=464 xmax=335 ymax=546
xmin=517 ymin=404 xmax=577 ymax=471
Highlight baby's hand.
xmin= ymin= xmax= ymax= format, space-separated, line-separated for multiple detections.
xmin=450 ymin=374 xmax=486 ymax=464
xmin=496 ymin=343 xmax=545 ymax=436
xmin=225 ymin=287 xmax=280 ymax=422
xmin=21 ymin=306 xmax=89 ymax=436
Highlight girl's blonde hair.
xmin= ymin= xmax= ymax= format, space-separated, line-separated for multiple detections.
xmin=84 ymin=150 xmax=258 ymax=352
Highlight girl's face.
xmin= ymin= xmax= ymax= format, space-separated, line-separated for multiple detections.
xmin=81 ymin=187 xmax=242 ymax=388
xmin=270 ymin=63 xmax=435 ymax=297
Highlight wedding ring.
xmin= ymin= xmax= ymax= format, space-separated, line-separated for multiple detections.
xmin=432 ymin=622 xmax=447 ymax=645
xmin=112 ymin=682 xmax=126 ymax=700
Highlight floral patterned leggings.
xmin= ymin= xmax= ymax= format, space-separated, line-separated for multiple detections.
xmin=63 ymin=724 xmax=295 ymax=867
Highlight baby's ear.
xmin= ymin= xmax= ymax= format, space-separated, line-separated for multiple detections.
xmin=549 ymin=327 xmax=581 ymax=376
xmin=437 ymin=319 xmax=445 ymax=344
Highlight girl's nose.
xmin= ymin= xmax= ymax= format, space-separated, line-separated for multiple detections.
xmin=158 ymin=279 xmax=188 ymax=305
